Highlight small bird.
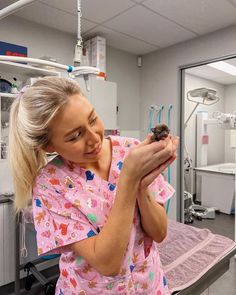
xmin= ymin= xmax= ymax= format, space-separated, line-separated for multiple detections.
xmin=151 ymin=124 xmax=170 ymax=142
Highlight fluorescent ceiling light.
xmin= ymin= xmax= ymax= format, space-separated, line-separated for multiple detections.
xmin=208 ymin=61 xmax=236 ymax=76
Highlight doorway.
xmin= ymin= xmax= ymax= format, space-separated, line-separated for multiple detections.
xmin=180 ymin=55 xmax=236 ymax=241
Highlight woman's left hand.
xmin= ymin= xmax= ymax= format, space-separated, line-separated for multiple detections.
xmin=139 ymin=134 xmax=178 ymax=194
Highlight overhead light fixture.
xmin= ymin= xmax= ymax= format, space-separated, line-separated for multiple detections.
xmin=208 ymin=61 xmax=236 ymax=76
xmin=185 ymin=87 xmax=220 ymax=126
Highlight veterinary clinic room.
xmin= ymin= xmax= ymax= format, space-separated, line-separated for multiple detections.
xmin=1 ymin=0 xmax=236 ymax=294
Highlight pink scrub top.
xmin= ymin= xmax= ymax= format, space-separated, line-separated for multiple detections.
xmin=32 ymin=136 xmax=175 ymax=295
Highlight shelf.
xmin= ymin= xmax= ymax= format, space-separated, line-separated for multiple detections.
xmin=0 ymin=92 xmax=16 ymax=98
xmin=0 ymin=61 xmax=59 ymax=77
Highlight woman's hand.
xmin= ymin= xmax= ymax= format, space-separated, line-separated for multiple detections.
xmin=138 ymin=134 xmax=179 ymax=193
xmin=121 ymin=134 xmax=178 ymax=186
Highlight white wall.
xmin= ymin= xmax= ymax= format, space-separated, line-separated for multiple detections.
xmin=106 ymin=47 xmax=141 ymax=135
xmin=0 ymin=16 xmax=141 ymax=136
xmin=225 ymin=84 xmax=236 ymax=162
xmin=0 ymin=16 xmax=75 ymax=64
xmin=141 ymin=25 xmax=236 ymax=219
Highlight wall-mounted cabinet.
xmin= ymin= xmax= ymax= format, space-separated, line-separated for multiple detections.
xmin=0 ymin=61 xmax=59 ymax=161
xmin=76 ymin=78 xmax=117 ymax=130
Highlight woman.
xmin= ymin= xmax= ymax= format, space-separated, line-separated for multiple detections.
xmin=9 ymin=76 xmax=178 ymax=294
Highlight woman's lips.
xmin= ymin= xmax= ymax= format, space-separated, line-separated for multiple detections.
xmin=85 ymin=145 xmax=102 ymax=155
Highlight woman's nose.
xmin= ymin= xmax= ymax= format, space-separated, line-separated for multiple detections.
xmin=86 ymin=128 xmax=99 ymax=145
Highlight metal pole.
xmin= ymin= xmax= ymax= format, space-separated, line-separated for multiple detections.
xmin=14 ymin=212 xmax=20 ymax=295
xmin=0 ymin=0 xmax=37 ymax=20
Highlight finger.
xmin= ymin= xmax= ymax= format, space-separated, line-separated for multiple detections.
xmin=138 ymin=133 xmax=153 ymax=146
xmin=139 ymin=138 xmax=169 ymax=156
xmin=149 ymin=152 xmax=176 ymax=173
xmin=140 ymin=156 xmax=176 ymax=189
xmin=171 ymin=137 xmax=179 ymax=154
xmin=152 ymin=139 xmax=174 ymax=163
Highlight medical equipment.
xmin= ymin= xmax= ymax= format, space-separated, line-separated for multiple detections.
xmin=0 ymin=0 xmax=99 ymax=91
xmin=74 ymin=0 xmax=83 ymax=66
xmin=157 ymin=105 xmax=164 ymax=123
xmin=0 ymin=78 xmax=12 ymax=93
xmin=185 ymin=87 xmax=220 ymax=165
xmin=184 ymin=88 xmax=220 ymax=222
xmin=147 ymin=105 xmax=165 ymax=133
xmin=197 ymin=111 xmax=236 ymax=167
xmin=185 ymin=87 xmax=220 ymax=126
xmin=186 ymin=108 xmax=236 ymax=221
xmin=0 ymin=0 xmax=37 ymax=20
xmin=166 ymin=104 xmax=173 ymax=214
xmin=148 ymin=105 xmax=158 ymax=132
xmin=207 ymin=110 xmax=236 ymax=129
xmin=147 ymin=104 xmax=174 ymax=214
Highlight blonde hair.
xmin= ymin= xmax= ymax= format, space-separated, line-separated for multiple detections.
xmin=9 ymin=76 xmax=83 ymax=211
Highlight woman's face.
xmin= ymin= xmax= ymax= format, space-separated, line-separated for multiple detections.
xmin=47 ymin=94 xmax=105 ymax=166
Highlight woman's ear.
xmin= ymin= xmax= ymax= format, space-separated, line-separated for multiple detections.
xmin=43 ymin=144 xmax=55 ymax=153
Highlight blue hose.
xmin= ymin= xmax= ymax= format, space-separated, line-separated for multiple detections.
xmin=166 ymin=104 xmax=173 ymax=214
xmin=148 ymin=107 xmax=155 ymax=133
xmin=157 ymin=105 xmax=164 ymax=123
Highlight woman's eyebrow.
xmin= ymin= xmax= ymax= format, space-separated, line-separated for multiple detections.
xmin=64 ymin=108 xmax=95 ymax=138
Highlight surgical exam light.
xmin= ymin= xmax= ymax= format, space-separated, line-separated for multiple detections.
xmin=185 ymin=88 xmax=220 ymax=126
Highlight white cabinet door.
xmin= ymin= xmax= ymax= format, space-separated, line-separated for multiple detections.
xmin=3 ymin=202 xmax=15 ymax=285
xmin=90 ymin=80 xmax=117 ymax=130
xmin=76 ymin=78 xmax=117 ymax=130
xmin=0 ymin=202 xmax=15 ymax=286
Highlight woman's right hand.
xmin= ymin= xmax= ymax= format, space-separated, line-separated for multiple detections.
xmin=121 ymin=134 xmax=178 ymax=184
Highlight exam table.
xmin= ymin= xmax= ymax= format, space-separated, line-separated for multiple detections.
xmin=158 ymin=219 xmax=236 ymax=295
xmin=15 ymin=211 xmax=236 ymax=294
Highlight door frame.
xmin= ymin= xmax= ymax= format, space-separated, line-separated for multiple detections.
xmin=177 ymin=53 xmax=236 ymax=222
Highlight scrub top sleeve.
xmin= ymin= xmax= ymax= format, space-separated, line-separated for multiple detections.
xmin=148 ymin=174 xmax=175 ymax=205
xmin=32 ymin=190 xmax=97 ymax=256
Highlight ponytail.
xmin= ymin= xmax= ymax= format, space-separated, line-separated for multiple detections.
xmin=8 ymin=77 xmax=82 ymax=211
xmin=9 ymin=100 xmax=47 ymax=210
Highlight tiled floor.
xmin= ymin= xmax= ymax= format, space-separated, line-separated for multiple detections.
xmin=193 ymin=212 xmax=235 ymax=295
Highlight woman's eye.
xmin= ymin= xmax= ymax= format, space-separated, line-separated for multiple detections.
xmin=90 ymin=117 xmax=97 ymax=125
xmin=69 ymin=131 xmax=81 ymax=141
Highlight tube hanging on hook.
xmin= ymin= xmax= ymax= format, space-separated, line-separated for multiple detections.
xmin=157 ymin=105 xmax=164 ymax=124
xmin=148 ymin=105 xmax=159 ymax=133
xmin=74 ymin=0 xmax=83 ymax=66
xmin=166 ymin=104 xmax=173 ymax=214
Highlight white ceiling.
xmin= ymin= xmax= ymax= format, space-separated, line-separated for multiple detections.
xmin=2 ymin=0 xmax=236 ymax=85
xmin=1 ymin=0 xmax=236 ymax=56
xmin=186 ymin=58 xmax=236 ymax=85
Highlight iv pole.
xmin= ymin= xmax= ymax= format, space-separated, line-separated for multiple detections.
xmin=0 ymin=0 xmax=100 ymax=87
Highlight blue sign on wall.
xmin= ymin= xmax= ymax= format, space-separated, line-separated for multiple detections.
xmin=0 ymin=41 xmax=27 ymax=57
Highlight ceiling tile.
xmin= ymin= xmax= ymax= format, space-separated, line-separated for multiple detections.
xmin=103 ymin=5 xmax=195 ymax=47
xmin=143 ymin=0 xmax=236 ymax=34
xmin=83 ymin=26 xmax=158 ymax=55
xmin=15 ymin=2 xmax=97 ymax=34
xmin=0 ymin=0 xmax=17 ymax=10
xmin=186 ymin=64 xmax=236 ymax=85
xmin=39 ymin=1 xmax=135 ymax=24
xmin=81 ymin=0 xmax=135 ymax=24
xmin=39 ymin=0 xmax=77 ymax=15
xmin=130 ymin=0 xmax=147 ymax=3
xmin=228 ymin=0 xmax=236 ymax=6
